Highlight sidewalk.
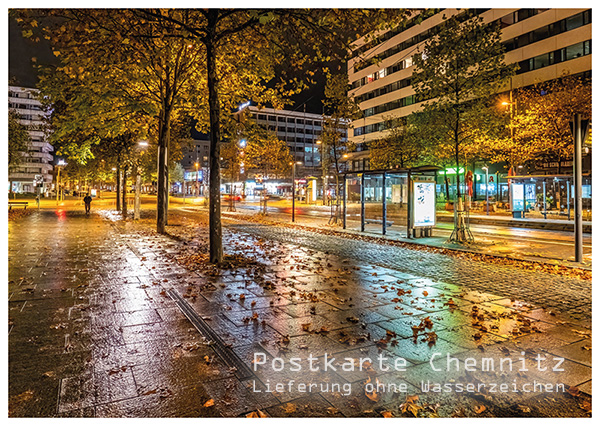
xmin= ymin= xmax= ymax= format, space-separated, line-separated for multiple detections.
xmin=8 ymin=209 xmax=592 ymax=417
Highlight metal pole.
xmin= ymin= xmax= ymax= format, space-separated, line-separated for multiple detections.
xmin=382 ymin=172 xmax=387 ymax=235
xmin=485 ymin=169 xmax=489 ymax=215
xmin=196 ymin=164 xmax=200 ymax=197
xmin=292 ymin=163 xmax=296 ymax=222
xmin=134 ymin=170 xmax=141 ymax=220
xmin=567 ymin=180 xmax=571 ymax=220
xmin=342 ymin=174 xmax=347 ymax=229
xmin=573 ymin=114 xmax=583 ymax=263
xmin=56 ymin=167 xmax=60 ymax=205
xmin=542 ymin=180 xmax=547 ymax=220
xmin=406 ymin=172 xmax=412 ymax=238
xmin=360 ymin=173 xmax=365 ymax=232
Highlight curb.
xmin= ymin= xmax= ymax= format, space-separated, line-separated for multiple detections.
xmin=437 ymin=214 xmax=592 ymax=233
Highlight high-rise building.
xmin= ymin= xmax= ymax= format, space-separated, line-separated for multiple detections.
xmin=247 ymin=106 xmax=348 ymax=173
xmin=346 ymin=8 xmax=592 ymax=170
xmin=8 ymin=85 xmax=54 ymax=193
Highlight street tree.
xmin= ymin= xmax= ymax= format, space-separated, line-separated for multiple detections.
xmin=321 ymin=72 xmax=362 ymax=223
xmin=8 ymin=110 xmax=31 ymax=173
xmin=244 ymin=124 xmax=292 ymax=214
xmin=369 ymin=116 xmax=422 ymax=170
xmin=220 ymin=139 xmax=244 ymax=211
xmin=496 ymin=74 xmax=592 ymax=173
xmin=138 ymin=9 xmax=409 ymax=262
xmin=411 ymin=11 xmax=514 ymax=241
xmin=15 ymin=9 xmax=203 ymax=231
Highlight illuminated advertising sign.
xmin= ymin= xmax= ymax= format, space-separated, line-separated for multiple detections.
xmin=511 ymin=183 xmax=524 ymax=212
xmin=412 ymin=180 xmax=436 ymax=228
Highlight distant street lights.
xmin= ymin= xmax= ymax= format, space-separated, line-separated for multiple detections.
xmin=291 ymin=161 xmax=302 ymax=222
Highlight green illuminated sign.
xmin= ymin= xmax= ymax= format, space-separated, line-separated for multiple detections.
xmin=444 ymin=167 xmax=465 ymax=175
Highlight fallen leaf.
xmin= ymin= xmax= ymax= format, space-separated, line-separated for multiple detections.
xmin=474 ymin=405 xmax=486 ymax=414
xmin=246 ymin=410 xmax=268 ymax=418
xmin=203 ymin=399 xmax=215 ymax=407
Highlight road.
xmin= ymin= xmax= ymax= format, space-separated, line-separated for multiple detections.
xmin=17 ymin=193 xmax=592 ymax=263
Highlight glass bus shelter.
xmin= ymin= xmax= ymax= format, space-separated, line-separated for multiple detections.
xmin=340 ymin=166 xmax=441 ymax=238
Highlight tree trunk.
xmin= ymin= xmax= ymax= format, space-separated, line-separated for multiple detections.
xmin=455 ymin=149 xmax=461 ymax=200
xmin=116 ymin=159 xmax=121 ymax=211
xmin=134 ymin=165 xmax=141 ymax=220
xmin=207 ymin=17 xmax=223 ymax=264
xmin=157 ymin=107 xmax=170 ymax=234
xmin=122 ymin=163 xmax=128 ymax=217
xmin=444 ymin=169 xmax=450 ymax=201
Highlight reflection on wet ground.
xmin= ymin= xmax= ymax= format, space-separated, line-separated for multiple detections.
xmin=8 ymin=209 xmax=591 ymax=417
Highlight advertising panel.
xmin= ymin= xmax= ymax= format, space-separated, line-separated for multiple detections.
xmin=412 ymin=180 xmax=436 ymax=227
xmin=512 ymin=183 xmax=524 ymax=212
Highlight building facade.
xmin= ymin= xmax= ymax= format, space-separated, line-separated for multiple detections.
xmin=179 ymin=137 xmax=210 ymax=195
xmin=247 ymin=106 xmax=350 ymax=174
xmin=346 ymin=8 xmax=592 ymax=167
xmin=8 ymin=85 xmax=54 ymax=193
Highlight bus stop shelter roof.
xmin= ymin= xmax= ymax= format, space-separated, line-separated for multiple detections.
xmin=340 ymin=165 xmax=442 ymax=176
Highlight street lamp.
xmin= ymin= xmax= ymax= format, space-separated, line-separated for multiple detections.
xmin=56 ymin=159 xmax=67 ymax=205
xmin=482 ymin=166 xmax=489 ymax=215
xmin=134 ymin=141 xmax=148 ymax=219
xmin=291 ymin=161 xmax=302 ymax=222
xmin=315 ymin=140 xmax=327 ymax=205
xmin=195 ymin=162 xmax=200 ymax=197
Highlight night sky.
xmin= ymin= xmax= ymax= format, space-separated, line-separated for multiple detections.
xmin=8 ymin=15 xmax=329 ymax=114
xmin=9 ymin=16 xmax=57 ymax=88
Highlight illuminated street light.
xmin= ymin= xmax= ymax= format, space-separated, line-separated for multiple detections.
xmin=55 ymin=159 xmax=67 ymax=205
xmin=138 ymin=140 xmax=149 ymax=147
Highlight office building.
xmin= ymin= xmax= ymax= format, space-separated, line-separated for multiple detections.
xmin=248 ymin=106 xmax=348 ymax=173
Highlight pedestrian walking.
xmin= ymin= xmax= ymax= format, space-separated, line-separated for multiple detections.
xmin=83 ymin=193 xmax=92 ymax=215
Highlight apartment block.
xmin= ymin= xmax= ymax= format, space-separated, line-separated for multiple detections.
xmin=346 ymin=8 xmax=592 ymax=168
xmin=8 ymin=85 xmax=54 ymax=193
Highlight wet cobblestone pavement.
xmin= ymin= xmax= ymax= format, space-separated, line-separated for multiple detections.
xmin=8 ymin=209 xmax=591 ymax=417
